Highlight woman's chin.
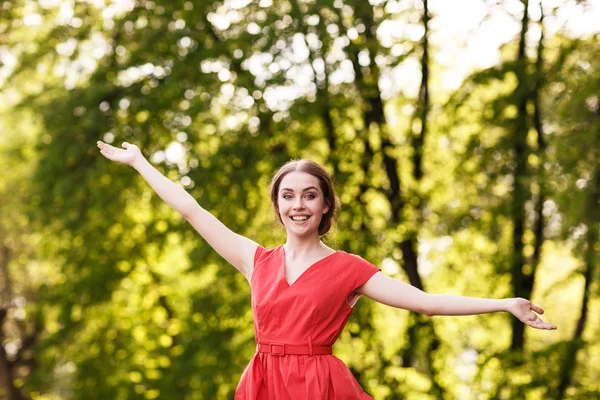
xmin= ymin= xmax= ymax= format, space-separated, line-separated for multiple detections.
xmin=285 ymin=225 xmax=318 ymax=237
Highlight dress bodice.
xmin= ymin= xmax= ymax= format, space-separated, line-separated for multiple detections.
xmin=236 ymin=245 xmax=380 ymax=400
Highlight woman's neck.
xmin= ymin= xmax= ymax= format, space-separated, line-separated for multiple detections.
xmin=284 ymin=234 xmax=328 ymax=258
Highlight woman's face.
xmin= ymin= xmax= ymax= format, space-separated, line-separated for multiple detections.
xmin=277 ymin=171 xmax=329 ymax=237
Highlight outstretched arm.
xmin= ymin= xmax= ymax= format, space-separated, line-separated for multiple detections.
xmin=357 ymin=272 xmax=557 ymax=330
xmin=97 ymin=141 xmax=259 ymax=280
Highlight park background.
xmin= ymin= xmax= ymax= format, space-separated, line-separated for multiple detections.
xmin=1 ymin=0 xmax=599 ymax=399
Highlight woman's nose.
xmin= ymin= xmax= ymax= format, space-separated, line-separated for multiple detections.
xmin=293 ymin=198 xmax=305 ymax=209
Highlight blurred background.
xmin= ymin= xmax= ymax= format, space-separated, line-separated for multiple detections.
xmin=1 ymin=0 xmax=599 ymax=399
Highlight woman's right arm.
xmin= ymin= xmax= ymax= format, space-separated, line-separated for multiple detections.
xmin=97 ymin=141 xmax=259 ymax=280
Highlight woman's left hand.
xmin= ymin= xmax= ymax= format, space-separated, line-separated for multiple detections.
xmin=508 ymin=298 xmax=557 ymax=330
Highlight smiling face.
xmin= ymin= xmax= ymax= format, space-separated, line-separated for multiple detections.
xmin=270 ymin=159 xmax=339 ymax=236
xmin=277 ymin=171 xmax=330 ymax=238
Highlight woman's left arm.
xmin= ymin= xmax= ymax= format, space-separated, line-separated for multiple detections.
xmin=357 ymin=272 xmax=557 ymax=331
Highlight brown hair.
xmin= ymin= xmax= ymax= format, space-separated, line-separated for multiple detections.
xmin=269 ymin=159 xmax=340 ymax=236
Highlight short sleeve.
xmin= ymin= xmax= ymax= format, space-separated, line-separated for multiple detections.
xmin=252 ymin=245 xmax=278 ymax=277
xmin=347 ymin=253 xmax=381 ymax=293
xmin=253 ymin=245 xmax=266 ymax=267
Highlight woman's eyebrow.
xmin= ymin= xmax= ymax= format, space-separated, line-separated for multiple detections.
xmin=280 ymin=186 xmax=319 ymax=192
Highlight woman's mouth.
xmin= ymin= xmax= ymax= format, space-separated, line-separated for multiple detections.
xmin=290 ymin=215 xmax=310 ymax=222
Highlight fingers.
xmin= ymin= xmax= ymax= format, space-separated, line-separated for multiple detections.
xmin=97 ymin=141 xmax=133 ymax=152
xmin=526 ymin=315 xmax=557 ymax=330
xmin=536 ymin=321 xmax=557 ymax=330
xmin=517 ymin=303 xmax=557 ymax=330
xmin=99 ymin=149 xmax=112 ymax=159
xmin=97 ymin=141 xmax=118 ymax=153
xmin=97 ymin=141 xmax=111 ymax=151
xmin=530 ymin=303 xmax=544 ymax=314
xmin=97 ymin=141 xmax=115 ymax=160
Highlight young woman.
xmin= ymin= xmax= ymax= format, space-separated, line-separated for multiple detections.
xmin=97 ymin=141 xmax=557 ymax=399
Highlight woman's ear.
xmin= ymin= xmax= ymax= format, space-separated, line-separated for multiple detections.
xmin=323 ymin=202 xmax=329 ymax=214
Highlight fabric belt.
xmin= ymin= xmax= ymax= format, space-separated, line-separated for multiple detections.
xmin=256 ymin=342 xmax=332 ymax=356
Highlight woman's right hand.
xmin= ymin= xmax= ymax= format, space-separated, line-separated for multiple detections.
xmin=97 ymin=141 xmax=142 ymax=166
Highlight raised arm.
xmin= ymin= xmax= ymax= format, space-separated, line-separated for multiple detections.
xmin=357 ymin=272 xmax=557 ymax=330
xmin=97 ymin=141 xmax=259 ymax=280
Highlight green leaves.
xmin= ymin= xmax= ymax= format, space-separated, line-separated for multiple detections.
xmin=2 ymin=1 xmax=599 ymax=399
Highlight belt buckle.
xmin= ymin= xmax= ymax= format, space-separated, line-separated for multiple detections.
xmin=269 ymin=343 xmax=285 ymax=356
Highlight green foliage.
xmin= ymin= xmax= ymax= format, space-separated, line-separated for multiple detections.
xmin=1 ymin=1 xmax=598 ymax=399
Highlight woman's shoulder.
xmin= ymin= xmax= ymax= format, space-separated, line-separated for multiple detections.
xmin=254 ymin=244 xmax=282 ymax=264
xmin=330 ymin=250 xmax=375 ymax=269
xmin=329 ymin=250 xmax=380 ymax=290
xmin=335 ymin=250 xmax=370 ymax=264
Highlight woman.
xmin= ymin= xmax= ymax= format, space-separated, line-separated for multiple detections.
xmin=97 ymin=141 xmax=556 ymax=399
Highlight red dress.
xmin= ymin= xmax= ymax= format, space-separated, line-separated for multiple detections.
xmin=235 ymin=245 xmax=380 ymax=399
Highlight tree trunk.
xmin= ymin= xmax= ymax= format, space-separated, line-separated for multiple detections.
xmin=0 ymin=333 xmax=26 ymax=400
xmin=510 ymin=0 xmax=531 ymax=351
xmin=349 ymin=2 xmax=444 ymax=396
xmin=530 ymin=3 xmax=546 ymax=280
xmin=290 ymin=0 xmax=338 ymax=174
xmin=411 ymin=0 xmax=430 ymax=183
xmin=0 ymin=245 xmax=26 ymax=400
xmin=399 ymin=5 xmax=443 ymax=397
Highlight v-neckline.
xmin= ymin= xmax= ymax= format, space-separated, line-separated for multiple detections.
xmin=280 ymin=245 xmax=339 ymax=287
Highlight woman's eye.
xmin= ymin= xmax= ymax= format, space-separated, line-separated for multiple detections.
xmin=306 ymin=194 xmax=316 ymax=199
xmin=283 ymin=194 xmax=292 ymax=200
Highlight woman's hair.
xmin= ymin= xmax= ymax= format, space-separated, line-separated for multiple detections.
xmin=269 ymin=159 xmax=340 ymax=236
